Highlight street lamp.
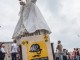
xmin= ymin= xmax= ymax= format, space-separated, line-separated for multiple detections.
xmin=51 ymin=43 xmax=55 ymax=60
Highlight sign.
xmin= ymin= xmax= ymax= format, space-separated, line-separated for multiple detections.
xmin=21 ymin=34 xmax=49 ymax=60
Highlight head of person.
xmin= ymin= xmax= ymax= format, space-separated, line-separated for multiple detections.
xmin=76 ymin=48 xmax=78 ymax=51
xmin=74 ymin=48 xmax=75 ymax=50
xmin=58 ymin=40 xmax=61 ymax=44
xmin=13 ymin=40 xmax=16 ymax=43
xmin=66 ymin=50 xmax=68 ymax=52
xmin=2 ymin=45 xmax=5 ymax=48
xmin=0 ymin=43 xmax=3 ymax=48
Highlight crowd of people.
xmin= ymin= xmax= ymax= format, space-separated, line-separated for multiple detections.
xmin=55 ymin=40 xmax=80 ymax=60
xmin=0 ymin=40 xmax=80 ymax=60
xmin=71 ymin=48 xmax=80 ymax=60
xmin=0 ymin=40 xmax=19 ymax=60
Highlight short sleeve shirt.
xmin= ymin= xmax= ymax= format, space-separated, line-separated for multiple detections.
xmin=1 ymin=47 xmax=5 ymax=53
xmin=11 ymin=43 xmax=18 ymax=53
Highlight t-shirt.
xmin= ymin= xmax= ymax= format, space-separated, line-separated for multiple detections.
xmin=73 ymin=50 xmax=76 ymax=57
xmin=0 ymin=47 xmax=5 ymax=58
xmin=56 ymin=44 xmax=63 ymax=53
xmin=1 ymin=47 xmax=5 ymax=53
xmin=11 ymin=43 xmax=18 ymax=53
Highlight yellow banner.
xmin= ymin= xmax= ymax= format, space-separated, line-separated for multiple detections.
xmin=21 ymin=34 xmax=49 ymax=60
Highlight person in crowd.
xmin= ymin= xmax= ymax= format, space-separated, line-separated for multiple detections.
xmin=71 ymin=53 xmax=74 ymax=60
xmin=0 ymin=43 xmax=6 ymax=60
xmin=73 ymin=48 xmax=76 ymax=60
xmin=56 ymin=40 xmax=63 ymax=60
xmin=0 ymin=43 xmax=3 ymax=60
xmin=55 ymin=50 xmax=59 ymax=60
xmin=76 ymin=48 xmax=79 ymax=60
xmin=1 ymin=44 xmax=6 ymax=60
xmin=63 ymin=49 xmax=67 ymax=60
xmin=11 ymin=40 xmax=18 ymax=60
xmin=66 ymin=50 xmax=71 ymax=60
xmin=66 ymin=52 xmax=71 ymax=60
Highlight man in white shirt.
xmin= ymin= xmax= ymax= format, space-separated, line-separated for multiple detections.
xmin=0 ymin=43 xmax=6 ymax=60
xmin=1 ymin=45 xmax=6 ymax=60
xmin=11 ymin=40 xmax=18 ymax=60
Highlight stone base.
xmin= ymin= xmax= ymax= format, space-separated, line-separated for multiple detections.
xmin=18 ymin=34 xmax=54 ymax=60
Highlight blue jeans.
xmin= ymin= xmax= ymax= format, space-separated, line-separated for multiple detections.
xmin=76 ymin=55 xmax=79 ymax=60
xmin=58 ymin=52 xmax=64 ymax=60
xmin=12 ymin=53 xmax=17 ymax=60
xmin=59 ymin=54 xmax=63 ymax=60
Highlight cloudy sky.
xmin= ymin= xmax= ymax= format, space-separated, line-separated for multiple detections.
xmin=0 ymin=0 xmax=80 ymax=51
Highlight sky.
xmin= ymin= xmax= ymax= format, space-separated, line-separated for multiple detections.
xmin=0 ymin=0 xmax=80 ymax=51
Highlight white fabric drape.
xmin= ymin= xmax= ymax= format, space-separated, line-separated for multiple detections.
xmin=12 ymin=0 xmax=51 ymax=38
